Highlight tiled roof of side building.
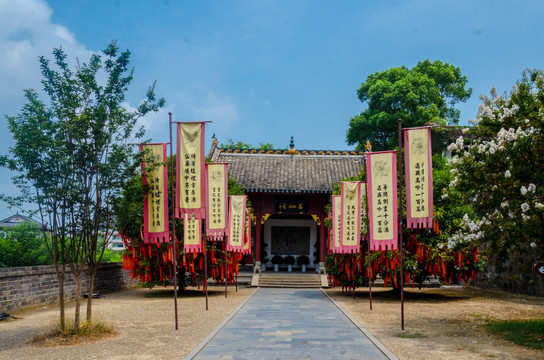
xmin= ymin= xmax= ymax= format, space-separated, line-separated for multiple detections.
xmin=209 ymin=144 xmax=365 ymax=194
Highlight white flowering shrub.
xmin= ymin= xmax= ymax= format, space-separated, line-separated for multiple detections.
xmin=448 ymin=70 xmax=544 ymax=284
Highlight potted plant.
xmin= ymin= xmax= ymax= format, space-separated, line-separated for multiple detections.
xmin=271 ymin=255 xmax=283 ymax=272
xmin=297 ymin=255 xmax=310 ymax=272
xmin=284 ymin=255 xmax=296 ymax=272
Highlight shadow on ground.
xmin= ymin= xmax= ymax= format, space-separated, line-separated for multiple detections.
xmin=328 ymin=287 xmax=472 ymax=303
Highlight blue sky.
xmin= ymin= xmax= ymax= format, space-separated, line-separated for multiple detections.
xmin=1 ymin=0 xmax=544 ymax=220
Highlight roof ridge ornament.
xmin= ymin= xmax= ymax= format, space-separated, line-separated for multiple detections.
xmin=288 ymin=136 xmax=296 ymax=155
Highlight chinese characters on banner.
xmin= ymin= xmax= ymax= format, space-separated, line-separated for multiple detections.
xmin=366 ymin=151 xmax=398 ymax=251
xmin=330 ymin=195 xmax=342 ymax=253
xmin=183 ymin=213 xmax=202 ymax=253
xmin=339 ymin=181 xmax=362 ymax=253
xmin=176 ymin=122 xmax=206 ymax=219
xmin=205 ymin=163 xmax=228 ymax=240
xmin=243 ymin=210 xmax=252 ymax=255
xmin=360 ymin=182 xmax=368 ymax=239
xmin=140 ymin=144 xmax=169 ymax=243
xmin=227 ymin=195 xmax=247 ymax=252
xmin=404 ymin=127 xmax=433 ymax=229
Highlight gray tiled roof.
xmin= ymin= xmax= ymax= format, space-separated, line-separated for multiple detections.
xmin=212 ymin=149 xmax=365 ymax=194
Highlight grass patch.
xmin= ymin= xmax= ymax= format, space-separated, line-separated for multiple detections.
xmin=487 ymin=319 xmax=544 ymax=350
xmin=29 ymin=319 xmax=115 ymax=347
xmin=394 ymin=332 xmax=427 ymax=339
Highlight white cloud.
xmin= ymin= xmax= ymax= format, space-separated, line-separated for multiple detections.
xmin=0 ymin=0 xmax=91 ymax=116
xmin=176 ymin=89 xmax=239 ymax=138
xmin=0 ymin=0 xmax=92 ymax=221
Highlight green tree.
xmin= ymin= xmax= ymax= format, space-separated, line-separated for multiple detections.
xmin=447 ymin=70 xmax=544 ymax=294
xmin=0 ymin=222 xmax=51 ymax=267
xmin=3 ymin=41 xmax=164 ymax=330
xmin=347 ymin=60 xmax=472 ymax=151
xmin=220 ymin=139 xmax=275 ymax=150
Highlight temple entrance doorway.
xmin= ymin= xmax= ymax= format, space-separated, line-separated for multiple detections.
xmin=263 ymin=218 xmax=317 ymax=267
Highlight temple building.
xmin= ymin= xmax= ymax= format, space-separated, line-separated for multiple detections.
xmin=208 ymin=137 xmax=365 ymax=271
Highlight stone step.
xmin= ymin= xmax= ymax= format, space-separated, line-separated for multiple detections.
xmin=256 ymin=273 xmax=325 ymax=288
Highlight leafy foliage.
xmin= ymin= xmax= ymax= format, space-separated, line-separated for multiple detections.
xmin=3 ymin=41 xmax=164 ymax=328
xmin=447 ymin=70 xmax=544 ymax=293
xmin=0 ymin=222 xmax=51 ymax=267
xmin=347 ymin=60 xmax=471 ymax=151
xmin=220 ymin=139 xmax=274 ymax=150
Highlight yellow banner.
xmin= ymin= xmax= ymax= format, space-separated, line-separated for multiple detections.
xmin=407 ymin=128 xmax=430 ymax=218
xmin=143 ymin=144 xmax=166 ymax=234
xmin=228 ymin=195 xmax=246 ymax=250
xmin=179 ymin=123 xmax=203 ymax=210
xmin=333 ymin=195 xmax=341 ymax=251
xmin=370 ymin=153 xmax=395 ymax=240
xmin=184 ymin=214 xmax=201 ymax=248
xmin=207 ymin=163 xmax=226 ymax=230
xmin=360 ymin=182 xmax=368 ymax=235
xmin=341 ymin=181 xmax=360 ymax=248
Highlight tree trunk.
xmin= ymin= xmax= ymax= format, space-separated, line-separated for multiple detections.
xmin=58 ymin=275 xmax=65 ymax=333
xmin=86 ymin=270 xmax=95 ymax=322
xmin=74 ymin=271 xmax=82 ymax=331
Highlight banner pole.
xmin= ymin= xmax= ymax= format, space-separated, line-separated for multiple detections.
xmin=169 ymin=112 xmax=179 ymax=330
xmin=398 ymin=118 xmax=405 ymax=331
xmin=204 ymin=237 xmax=208 ymax=311
xmin=224 ymin=240 xmax=228 ymax=298
xmin=364 ymin=153 xmax=373 ymax=311
xmin=367 ymin=238 xmax=372 ymax=310
xmin=352 ymin=253 xmax=355 ymax=299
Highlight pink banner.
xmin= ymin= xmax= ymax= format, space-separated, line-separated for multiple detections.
xmin=140 ymin=143 xmax=169 ymax=244
xmin=205 ymin=163 xmax=228 ymax=240
xmin=176 ymin=122 xmax=206 ymax=219
xmin=404 ymin=127 xmax=433 ymax=229
xmin=183 ymin=213 xmax=202 ymax=253
xmin=339 ymin=181 xmax=362 ymax=253
xmin=366 ymin=151 xmax=398 ymax=251
xmin=227 ymin=195 xmax=247 ymax=253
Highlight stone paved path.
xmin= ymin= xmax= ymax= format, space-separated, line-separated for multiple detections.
xmin=185 ymin=288 xmax=396 ymax=360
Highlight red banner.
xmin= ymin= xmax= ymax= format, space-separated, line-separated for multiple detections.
xmin=140 ymin=144 xmax=169 ymax=243
xmin=404 ymin=127 xmax=433 ymax=229
xmin=183 ymin=214 xmax=202 ymax=253
xmin=366 ymin=151 xmax=398 ymax=251
xmin=339 ymin=181 xmax=362 ymax=253
xmin=205 ymin=163 xmax=228 ymax=240
xmin=227 ymin=195 xmax=247 ymax=253
xmin=176 ymin=122 xmax=206 ymax=219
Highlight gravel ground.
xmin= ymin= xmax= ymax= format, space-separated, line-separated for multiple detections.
xmin=328 ymin=286 xmax=544 ymax=360
xmin=2 ymin=284 xmax=544 ymax=360
xmin=0 ymin=285 xmax=255 ymax=360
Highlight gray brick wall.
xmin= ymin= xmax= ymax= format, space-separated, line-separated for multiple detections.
xmin=0 ymin=263 xmax=138 ymax=314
